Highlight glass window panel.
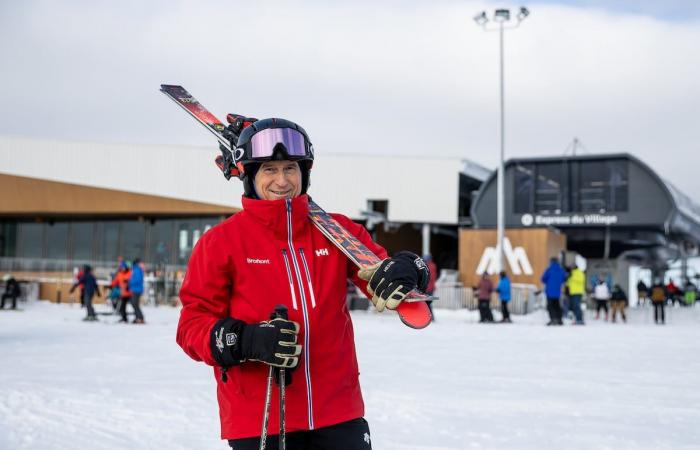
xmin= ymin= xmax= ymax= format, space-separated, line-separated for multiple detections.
xmin=149 ymin=219 xmax=174 ymax=266
xmin=535 ymin=163 xmax=564 ymax=214
xmin=121 ymin=221 xmax=146 ymax=261
xmin=46 ymin=222 xmax=69 ymax=260
xmin=71 ymin=222 xmax=94 ymax=261
xmin=176 ymin=220 xmax=198 ymax=265
xmin=19 ymin=222 xmax=43 ymax=258
xmin=514 ymin=164 xmax=534 ymax=213
xmin=577 ymin=159 xmax=628 ymax=213
xmin=0 ymin=222 xmax=17 ymax=257
xmin=97 ymin=221 xmax=120 ymax=263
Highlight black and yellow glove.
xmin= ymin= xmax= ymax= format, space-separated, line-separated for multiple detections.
xmin=211 ymin=316 xmax=302 ymax=369
xmin=357 ymin=251 xmax=430 ymax=312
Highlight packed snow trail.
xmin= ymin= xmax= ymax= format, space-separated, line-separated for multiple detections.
xmin=1 ymin=301 xmax=699 ymax=449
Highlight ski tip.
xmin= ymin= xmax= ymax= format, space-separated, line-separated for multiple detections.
xmin=397 ymin=301 xmax=432 ymax=329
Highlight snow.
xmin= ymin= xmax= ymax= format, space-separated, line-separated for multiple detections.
xmin=1 ymin=301 xmax=700 ymax=450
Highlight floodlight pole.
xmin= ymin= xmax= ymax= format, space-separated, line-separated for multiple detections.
xmin=474 ymin=7 xmax=529 ymax=274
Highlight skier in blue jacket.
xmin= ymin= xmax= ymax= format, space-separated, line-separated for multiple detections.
xmin=496 ymin=271 xmax=512 ymax=323
xmin=541 ymin=257 xmax=566 ymax=326
xmin=128 ymin=258 xmax=146 ymax=324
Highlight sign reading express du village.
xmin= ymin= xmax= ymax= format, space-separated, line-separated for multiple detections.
xmin=520 ymin=213 xmax=619 ymax=227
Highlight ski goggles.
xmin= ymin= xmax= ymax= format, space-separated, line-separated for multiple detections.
xmin=238 ymin=127 xmax=313 ymax=161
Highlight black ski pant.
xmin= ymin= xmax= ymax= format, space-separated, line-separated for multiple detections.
xmin=654 ymin=302 xmax=665 ymax=324
xmin=228 ymin=417 xmax=371 ymax=450
xmin=546 ymin=297 xmax=562 ymax=324
xmin=1 ymin=293 xmax=17 ymax=309
xmin=500 ymin=301 xmax=510 ymax=321
xmin=119 ymin=297 xmax=130 ymax=321
xmin=83 ymin=292 xmax=96 ymax=318
xmin=130 ymin=292 xmax=144 ymax=321
xmin=596 ymin=300 xmax=609 ymax=317
xmin=478 ymin=299 xmax=494 ymax=322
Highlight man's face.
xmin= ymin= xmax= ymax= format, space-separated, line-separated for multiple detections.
xmin=254 ymin=160 xmax=302 ymax=201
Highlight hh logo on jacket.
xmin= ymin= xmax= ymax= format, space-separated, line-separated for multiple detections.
xmin=315 ymin=248 xmax=329 ymax=257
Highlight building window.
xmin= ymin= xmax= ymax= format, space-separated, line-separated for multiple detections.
xmin=71 ymin=222 xmax=95 ymax=261
xmin=96 ymin=221 xmax=120 ymax=263
xmin=535 ymin=162 xmax=566 ymax=214
xmin=18 ymin=222 xmax=43 ymax=258
xmin=577 ymin=159 xmax=628 ymax=213
xmin=149 ymin=219 xmax=175 ymax=266
xmin=514 ymin=164 xmax=534 ymax=213
xmin=0 ymin=222 xmax=17 ymax=257
xmin=121 ymin=221 xmax=146 ymax=260
xmin=46 ymin=222 xmax=69 ymax=260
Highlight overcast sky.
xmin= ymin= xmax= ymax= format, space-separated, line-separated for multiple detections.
xmin=1 ymin=1 xmax=699 ymax=199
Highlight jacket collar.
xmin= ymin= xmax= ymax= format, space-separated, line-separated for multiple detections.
xmin=241 ymin=194 xmax=310 ymax=240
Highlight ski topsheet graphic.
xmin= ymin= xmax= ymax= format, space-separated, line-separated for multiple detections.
xmin=160 ymin=84 xmax=432 ymax=329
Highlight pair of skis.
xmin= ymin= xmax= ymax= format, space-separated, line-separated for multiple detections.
xmin=159 ymin=84 xmax=432 ymax=330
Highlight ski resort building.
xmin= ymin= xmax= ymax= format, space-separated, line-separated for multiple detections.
xmin=467 ymin=154 xmax=700 ymax=296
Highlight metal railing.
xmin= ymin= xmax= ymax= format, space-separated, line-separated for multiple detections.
xmin=433 ymin=282 xmax=542 ymax=315
xmin=0 ymin=257 xmax=187 ymax=306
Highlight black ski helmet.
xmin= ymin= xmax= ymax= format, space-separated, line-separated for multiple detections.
xmin=233 ymin=118 xmax=314 ymax=198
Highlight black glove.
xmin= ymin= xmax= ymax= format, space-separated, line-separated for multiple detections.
xmin=357 ymin=251 xmax=430 ymax=312
xmin=211 ymin=317 xmax=302 ymax=369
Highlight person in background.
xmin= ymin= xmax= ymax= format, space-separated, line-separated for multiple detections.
xmin=1 ymin=274 xmax=21 ymax=310
xmin=636 ymin=279 xmax=649 ymax=307
xmin=561 ymin=266 xmax=572 ymax=322
xmin=593 ymin=278 xmax=611 ymax=321
xmin=423 ymin=254 xmax=438 ymax=321
xmin=111 ymin=261 xmax=132 ymax=323
xmin=70 ymin=265 xmax=101 ymax=321
xmin=475 ymin=272 xmax=495 ymax=323
xmin=566 ymin=264 xmax=586 ymax=325
xmin=128 ymin=258 xmax=146 ymax=324
xmin=74 ymin=266 xmax=85 ymax=308
xmin=683 ymin=278 xmax=697 ymax=307
xmin=666 ymin=279 xmax=680 ymax=306
xmin=541 ymin=257 xmax=566 ymax=326
xmin=650 ymin=280 xmax=666 ymax=325
xmin=610 ymin=284 xmax=627 ymax=323
xmin=496 ymin=271 xmax=512 ymax=323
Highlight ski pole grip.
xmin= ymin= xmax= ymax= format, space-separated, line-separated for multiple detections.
xmin=272 ymin=304 xmax=288 ymax=320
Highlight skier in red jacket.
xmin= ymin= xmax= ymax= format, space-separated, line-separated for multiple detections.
xmin=176 ymin=118 xmax=429 ymax=450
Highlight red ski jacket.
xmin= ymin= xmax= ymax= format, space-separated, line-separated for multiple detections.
xmin=176 ymin=194 xmax=387 ymax=440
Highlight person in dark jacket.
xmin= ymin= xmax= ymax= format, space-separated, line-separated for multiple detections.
xmin=1 ymin=274 xmax=21 ymax=310
xmin=496 ymin=271 xmax=512 ymax=323
xmin=540 ymin=257 xmax=566 ymax=326
xmin=128 ymin=258 xmax=146 ymax=324
xmin=650 ymin=281 xmax=666 ymax=324
xmin=175 ymin=118 xmax=430 ymax=449
xmin=610 ymin=284 xmax=627 ymax=323
xmin=636 ymin=279 xmax=649 ymax=307
xmin=69 ymin=265 xmax=101 ymax=321
xmin=475 ymin=272 xmax=495 ymax=323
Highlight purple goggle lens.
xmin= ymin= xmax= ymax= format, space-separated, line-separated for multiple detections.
xmin=250 ymin=128 xmax=308 ymax=158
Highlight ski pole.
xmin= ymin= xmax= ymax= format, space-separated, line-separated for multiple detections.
xmin=259 ymin=305 xmax=289 ymax=450
xmin=274 ymin=304 xmax=289 ymax=450
xmin=259 ymin=365 xmax=274 ymax=450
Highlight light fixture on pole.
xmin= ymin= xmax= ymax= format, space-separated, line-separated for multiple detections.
xmin=473 ymin=7 xmax=529 ymax=274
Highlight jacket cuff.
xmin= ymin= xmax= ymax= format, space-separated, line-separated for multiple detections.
xmin=210 ymin=318 xmax=247 ymax=367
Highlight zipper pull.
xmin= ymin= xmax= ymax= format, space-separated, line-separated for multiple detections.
xmin=220 ymin=367 xmax=228 ymax=383
xmin=286 ymin=198 xmax=292 ymax=212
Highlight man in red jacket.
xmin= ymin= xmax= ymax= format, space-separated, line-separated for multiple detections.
xmin=176 ymin=118 xmax=429 ymax=450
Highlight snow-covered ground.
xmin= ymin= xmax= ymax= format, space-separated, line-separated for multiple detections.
xmin=1 ymin=301 xmax=700 ymax=450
